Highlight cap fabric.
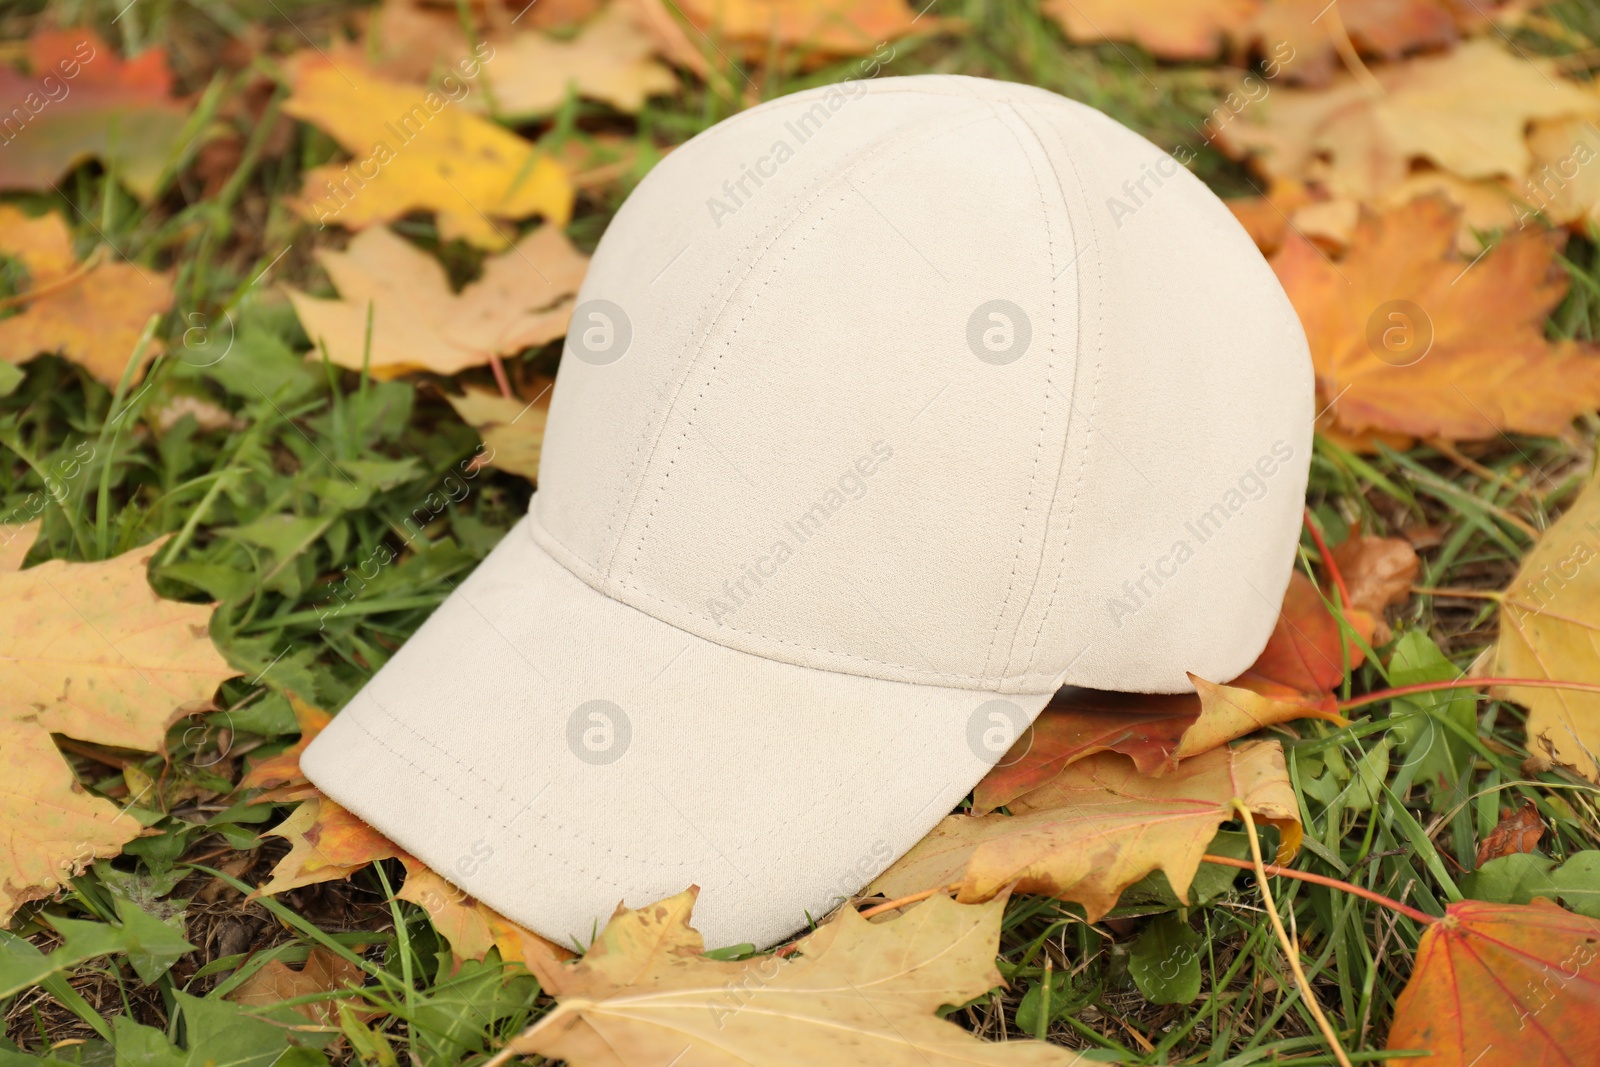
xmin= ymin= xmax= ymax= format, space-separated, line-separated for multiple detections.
xmin=302 ymin=73 xmax=1314 ymax=950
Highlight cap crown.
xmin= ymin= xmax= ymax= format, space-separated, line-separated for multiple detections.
xmin=532 ymin=74 xmax=1312 ymax=694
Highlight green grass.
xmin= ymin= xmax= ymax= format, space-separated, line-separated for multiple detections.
xmin=3 ymin=0 xmax=1600 ymax=1063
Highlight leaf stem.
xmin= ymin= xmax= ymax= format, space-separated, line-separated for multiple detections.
xmin=1230 ymin=801 xmax=1354 ymax=1067
xmin=1336 ymin=676 xmax=1600 ymax=713
xmin=1303 ymin=508 xmax=1351 ymax=612
xmin=1201 ymin=854 xmax=1436 ymax=925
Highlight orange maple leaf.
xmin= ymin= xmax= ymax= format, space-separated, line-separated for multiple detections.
xmin=1273 ymin=197 xmax=1600 ymax=443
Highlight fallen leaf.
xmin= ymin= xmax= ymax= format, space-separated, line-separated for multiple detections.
xmin=1331 ymin=525 xmax=1420 ymax=617
xmin=1221 ymin=41 xmax=1600 ymax=202
xmin=1272 ymin=196 xmax=1600 ymax=442
xmin=1244 ymin=0 xmax=1459 ymax=86
xmin=253 ymin=796 xmax=401 ymax=897
xmin=1041 ymin=0 xmax=1257 ymax=60
xmin=1331 ymin=524 xmax=1419 ymax=644
xmin=286 ymin=225 xmax=587 ymax=377
xmin=228 ymin=947 xmax=369 ymax=1025
xmin=1495 ymin=470 xmax=1600 ymax=780
xmin=0 ymin=30 xmax=191 ymax=201
xmin=1227 ymin=180 xmax=1314 ymax=256
xmin=502 ymin=888 xmax=1089 ymax=1066
xmin=445 ymin=383 xmax=551 ymax=480
xmin=282 ymin=50 xmax=573 ymax=249
xmin=0 ymin=527 xmax=237 ymax=920
xmin=671 ymin=0 xmax=918 ymax=60
xmin=974 ymin=571 xmax=1353 ymax=813
xmin=1185 ymin=570 xmax=1369 ymax=742
xmin=1477 ymin=799 xmax=1545 ymax=865
xmin=396 ymin=856 xmax=573 ymax=982
xmin=1041 ymin=0 xmax=1463 ymax=72
xmin=873 ymin=741 xmax=1301 ymax=920
xmin=972 ymin=690 xmax=1203 ymax=814
xmin=0 ymin=205 xmax=173 ymax=386
xmin=1386 ymin=898 xmax=1600 ymax=1067
xmin=476 ymin=5 xmax=677 ymax=118
xmin=1524 ymin=116 xmax=1600 ymax=230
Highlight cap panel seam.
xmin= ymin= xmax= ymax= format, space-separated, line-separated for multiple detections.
xmin=525 ymin=512 xmax=1061 ymax=692
xmin=977 ymin=98 xmax=1065 ymax=682
xmin=599 ymin=108 xmax=986 ymax=586
xmin=1016 ymin=99 xmax=1105 ymax=678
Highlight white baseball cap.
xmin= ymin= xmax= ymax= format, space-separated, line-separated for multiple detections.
xmin=302 ymin=74 xmax=1313 ymax=950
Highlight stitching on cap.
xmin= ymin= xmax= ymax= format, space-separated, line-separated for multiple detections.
xmin=350 ymin=702 xmax=698 ymax=873
xmin=617 ymin=110 xmax=992 ymax=585
xmin=977 ymin=101 xmax=1059 ymax=682
xmin=1018 ymin=101 xmax=1104 ymax=675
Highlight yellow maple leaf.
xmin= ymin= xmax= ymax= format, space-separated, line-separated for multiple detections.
xmin=254 ymin=795 xmax=402 ymax=897
xmin=446 ymin=382 xmax=551 ymax=481
xmin=1220 ymin=40 xmax=1600 ymax=202
xmin=0 ymin=206 xmax=173 ymax=386
xmin=1041 ymin=0 xmax=1255 ymax=61
xmin=495 ymin=889 xmax=1089 ymax=1067
xmin=282 ymin=50 xmax=574 ymax=249
xmin=1495 ymin=470 xmax=1600 ymax=780
xmin=666 ymin=0 xmax=918 ymax=60
xmin=0 ymin=526 xmax=238 ymax=920
xmin=871 ymin=742 xmax=1301 ymax=920
xmin=397 ymin=856 xmax=573 ymax=981
xmin=287 ymin=225 xmax=586 ymax=377
xmin=476 ymin=5 xmax=678 ymax=118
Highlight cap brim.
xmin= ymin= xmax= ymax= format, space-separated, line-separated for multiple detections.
xmin=302 ymin=515 xmax=1052 ymax=950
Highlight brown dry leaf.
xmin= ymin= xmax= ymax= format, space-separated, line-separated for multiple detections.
xmin=1475 ymin=799 xmax=1545 ymax=864
xmin=240 ymin=696 xmax=330 ymax=802
xmin=974 ymin=571 xmax=1355 ymax=813
xmin=282 ymin=50 xmax=573 ymax=249
xmin=287 ymin=225 xmax=587 ymax=377
xmin=477 ymin=5 xmax=677 ymax=118
xmin=0 ymin=206 xmax=173 ymax=386
xmin=0 ymin=30 xmax=191 ymax=201
xmin=1221 ymin=41 xmax=1600 ymax=202
xmin=1041 ymin=0 xmax=1257 ymax=60
xmin=254 ymin=796 xmax=402 ymax=897
xmin=1272 ymin=196 xmax=1600 ymax=442
xmin=671 ymin=0 xmax=918 ymax=61
xmin=501 ymin=889 xmax=1089 ymax=1066
xmin=1330 ymin=523 xmax=1419 ymax=644
xmin=228 ymin=947 xmax=370 ymax=1025
xmin=872 ymin=742 xmax=1301 ymax=920
xmin=446 ymin=383 xmax=551 ymax=480
xmin=396 ymin=856 xmax=574 ymax=981
xmin=1180 ymin=570 xmax=1369 ymax=757
xmin=1495 ymin=470 xmax=1600 ymax=780
xmin=0 ymin=527 xmax=237 ymax=920
xmin=1042 ymin=0 xmax=1464 ymax=70
xmin=1245 ymin=0 xmax=1459 ymax=86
